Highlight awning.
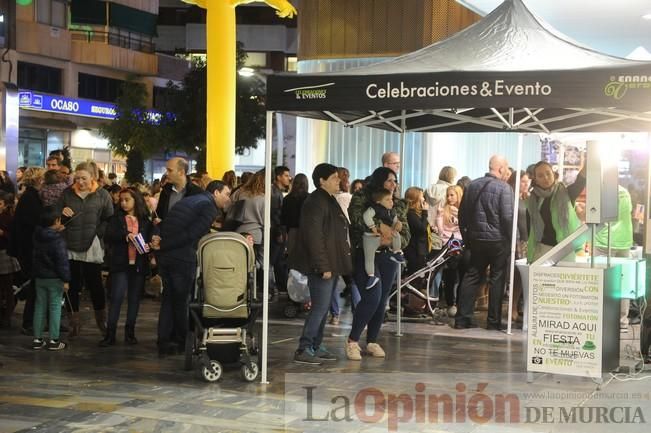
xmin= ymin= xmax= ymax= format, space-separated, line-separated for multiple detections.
xmin=266 ymin=0 xmax=651 ymax=134
xmin=109 ymin=3 xmax=158 ymax=37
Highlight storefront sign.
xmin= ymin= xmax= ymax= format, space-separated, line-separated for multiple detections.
xmin=527 ymin=267 xmax=603 ymax=378
xmin=19 ymin=90 xmax=117 ymax=120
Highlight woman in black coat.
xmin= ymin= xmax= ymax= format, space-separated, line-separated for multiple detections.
xmin=9 ymin=167 xmax=44 ymax=332
xmin=281 ymin=173 xmax=309 ymax=257
xmin=100 ymin=188 xmax=153 ymax=346
xmin=404 ymin=187 xmax=430 ymax=278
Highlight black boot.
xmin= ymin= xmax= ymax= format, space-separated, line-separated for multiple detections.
xmin=99 ymin=326 xmax=116 ymax=347
xmin=125 ymin=325 xmax=138 ymax=345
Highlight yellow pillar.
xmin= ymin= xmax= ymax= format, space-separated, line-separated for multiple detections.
xmin=182 ymin=0 xmax=296 ymax=178
xmin=206 ymin=1 xmax=236 ymax=179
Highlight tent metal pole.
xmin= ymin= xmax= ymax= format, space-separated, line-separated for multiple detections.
xmin=261 ymin=110 xmax=273 ymax=384
xmin=399 ymin=111 xmax=406 ymax=195
xmin=396 ymin=110 xmax=406 ymax=337
xmin=507 ymin=133 xmax=523 ymax=335
xmin=276 ymin=112 xmax=284 ymax=166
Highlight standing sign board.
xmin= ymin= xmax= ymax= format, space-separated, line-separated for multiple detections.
xmin=527 ymin=265 xmax=620 ymax=378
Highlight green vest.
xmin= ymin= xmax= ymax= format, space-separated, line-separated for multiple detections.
xmin=527 ymin=193 xmax=581 ymax=263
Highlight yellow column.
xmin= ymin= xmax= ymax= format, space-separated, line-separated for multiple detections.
xmin=205 ymin=1 xmax=236 ymax=178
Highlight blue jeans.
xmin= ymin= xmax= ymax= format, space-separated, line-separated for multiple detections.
xmin=33 ymin=278 xmax=64 ymax=341
xmin=157 ymin=260 xmax=196 ymax=347
xmin=108 ymin=266 xmax=144 ymax=329
xmin=298 ymin=273 xmax=338 ymax=351
xmin=350 ymin=250 xmax=398 ymax=343
xmin=329 ymin=277 xmax=341 ymax=316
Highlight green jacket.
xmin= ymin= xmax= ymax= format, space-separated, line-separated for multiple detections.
xmin=348 ymin=189 xmax=410 ymax=251
xmin=595 ymin=185 xmax=633 ymax=250
xmin=527 ymin=192 xmax=580 ymax=263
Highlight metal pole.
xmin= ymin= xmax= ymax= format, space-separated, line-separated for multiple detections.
xmin=398 ymin=110 xmax=406 ymax=195
xmin=396 ymin=265 xmax=403 ymax=337
xmin=276 ymin=112 xmax=284 ymax=166
xmin=507 ymin=134 xmax=523 ymax=335
xmin=590 ymin=224 xmax=595 ymax=268
xmin=395 ymin=112 xmax=406 ymax=334
xmin=261 ymin=111 xmax=273 ymax=384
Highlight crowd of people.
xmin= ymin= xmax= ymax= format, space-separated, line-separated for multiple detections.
xmin=0 ymin=148 xmax=639 ymax=365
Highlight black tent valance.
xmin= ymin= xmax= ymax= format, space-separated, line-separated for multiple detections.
xmin=109 ymin=3 xmax=158 ymax=36
xmin=70 ymin=0 xmax=106 ymax=26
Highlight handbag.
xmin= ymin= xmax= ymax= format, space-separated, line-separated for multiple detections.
xmin=427 ymin=224 xmax=443 ymax=252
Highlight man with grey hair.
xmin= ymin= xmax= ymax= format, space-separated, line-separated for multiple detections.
xmin=155 ymin=157 xmax=203 ymax=222
xmin=381 ymin=152 xmax=400 ymax=174
xmin=454 ymin=155 xmax=514 ymax=331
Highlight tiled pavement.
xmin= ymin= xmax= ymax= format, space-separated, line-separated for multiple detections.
xmin=0 ymin=297 xmax=649 ymax=432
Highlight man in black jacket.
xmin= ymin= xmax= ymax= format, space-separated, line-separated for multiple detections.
xmin=152 ymin=191 xmax=219 ymax=356
xmin=270 ymin=166 xmax=290 ymax=297
xmin=290 ymin=163 xmax=352 ymax=365
xmin=155 ymin=157 xmax=203 ymax=222
xmin=455 ymin=155 xmax=514 ymax=331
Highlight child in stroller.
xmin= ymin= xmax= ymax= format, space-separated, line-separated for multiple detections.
xmin=185 ymin=232 xmax=261 ymax=382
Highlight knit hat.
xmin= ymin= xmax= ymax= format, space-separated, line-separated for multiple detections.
xmin=312 ymin=163 xmax=338 ymax=189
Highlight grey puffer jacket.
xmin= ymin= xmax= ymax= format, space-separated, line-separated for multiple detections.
xmin=57 ymin=185 xmax=114 ymax=252
xmin=458 ymin=173 xmax=513 ymax=244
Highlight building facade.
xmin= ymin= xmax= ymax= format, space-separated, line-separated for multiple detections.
xmin=155 ymin=0 xmax=298 ymax=175
xmin=1 ymin=0 xmax=188 ymax=179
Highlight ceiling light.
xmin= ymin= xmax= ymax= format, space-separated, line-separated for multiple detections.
xmin=643 ymin=13 xmax=651 ymax=20
xmin=238 ymin=67 xmax=255 ymax=77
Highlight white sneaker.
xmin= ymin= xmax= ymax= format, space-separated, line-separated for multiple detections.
xmin=366 ymin=342 xmax=386 ymax=358
xmin=345 ymin=341 xmax=362 ymax=361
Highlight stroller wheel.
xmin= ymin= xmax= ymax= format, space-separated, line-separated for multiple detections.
xmin=184 ymin=330 xmax=195 ymax=371
xmin=202 ymin=360 xmax=223 ymax=382
xmin=284 ymin=304 xmax=298 ymax=318
xmin=240 ymin=361 xmax=260 ymax=382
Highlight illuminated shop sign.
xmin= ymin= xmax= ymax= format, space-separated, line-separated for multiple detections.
xmin=19 ymin=90 xmax=118 ymax=120
xmin=17 ymin=90 xmax=172 ymax=126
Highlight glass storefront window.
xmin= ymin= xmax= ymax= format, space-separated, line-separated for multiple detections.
xmin=18 ymin=128 xmax=46 ymax=167
xmin=46 ymin=130 xmax=70 ymax=155
xmin=70 ymin=147 xmax=93 ymax=170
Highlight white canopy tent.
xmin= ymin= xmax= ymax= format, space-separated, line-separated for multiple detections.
xmin=258 ymin=0 xmax=651 ymax=382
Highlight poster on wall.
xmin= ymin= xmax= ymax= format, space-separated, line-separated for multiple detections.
xmin=527 ymin=267 xmax=603 ymax=378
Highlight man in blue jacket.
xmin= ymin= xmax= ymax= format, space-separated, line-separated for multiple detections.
xmin=455 ymin=155 xmax=514 ymax=331
xmin=152 ymin=191 xmax=218 ymax=356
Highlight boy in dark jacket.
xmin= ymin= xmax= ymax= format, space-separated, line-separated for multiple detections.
xmin=32 ymin=206 xmax=70 ymax=350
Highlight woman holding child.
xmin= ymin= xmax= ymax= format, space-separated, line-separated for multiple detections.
xmin=346 ymin=167 xmax=410 ymax=361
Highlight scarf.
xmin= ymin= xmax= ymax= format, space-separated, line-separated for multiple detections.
xmin=125 ymin=215 xmax=139 ymax=265
xmin=527 ymin=182 xmax=570 ymax=243
xmin=444 ymin=204 xmax=459 ymax=227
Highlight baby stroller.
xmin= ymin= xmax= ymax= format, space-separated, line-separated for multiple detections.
xmin=185 ymin=232 xmax=261 ymax=382
xmin=389 ymin=236 xmax=464 ymax=316
xmin=284 ymin=269 xmax=312 ymax=318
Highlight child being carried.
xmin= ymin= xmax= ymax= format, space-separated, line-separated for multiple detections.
xmin=362 ymin=188 xmax=405 ymax=289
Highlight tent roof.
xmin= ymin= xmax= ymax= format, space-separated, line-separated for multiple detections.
xmin=266 ymin=0 xmax=651 ymax=133
xmin=330 ymin=0 xmax=647 ymax=74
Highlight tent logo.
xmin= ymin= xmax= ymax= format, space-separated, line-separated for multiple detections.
xmin=284 ymin=83 xmax=335 ymax=100
xmin=604 ymin=75 xmax=651 ymax=100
